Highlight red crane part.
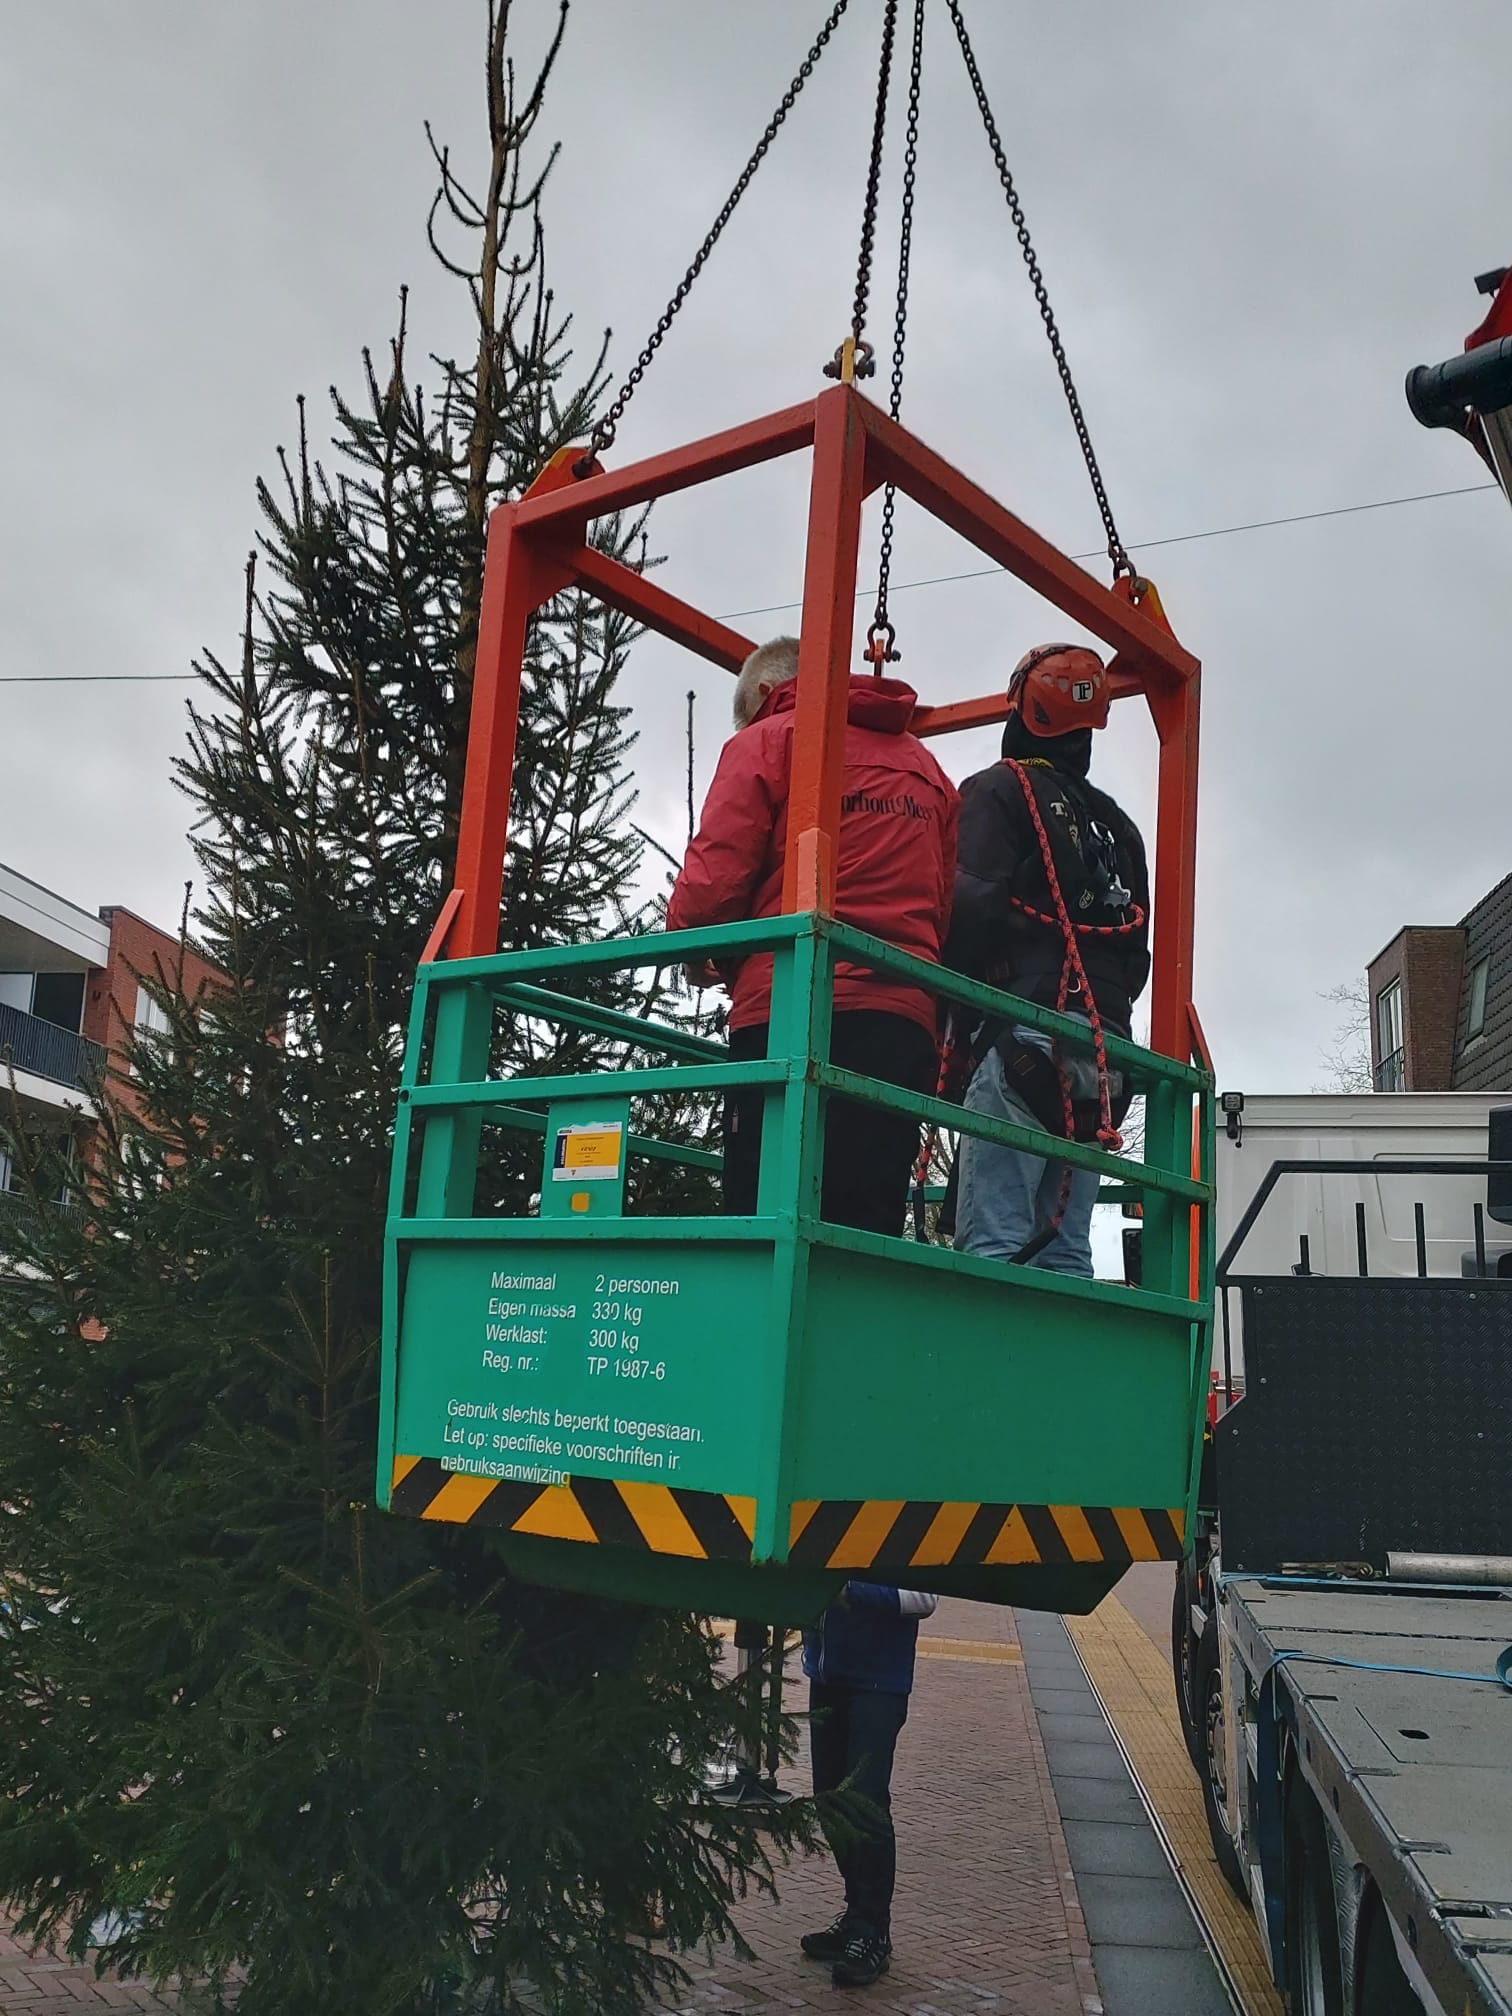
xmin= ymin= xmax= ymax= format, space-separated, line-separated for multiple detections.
xmin=438 ymin=385 xmax=1202 ymax=1069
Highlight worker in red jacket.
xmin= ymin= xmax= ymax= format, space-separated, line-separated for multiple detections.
xmin=668 ymin=636 xmax=958 ymax=1235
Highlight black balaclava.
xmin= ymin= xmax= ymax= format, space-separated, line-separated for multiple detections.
xmin=1001 ymin=709 xmax=1093 ymax=779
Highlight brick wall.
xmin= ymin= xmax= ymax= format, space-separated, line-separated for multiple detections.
xmin=1367 ymin=932 xmax=1407 ymax=1088
xmin=1403 ymin=927 xmax=1466 ymax=1092
xmin=1367 ymin=926 xmax=1465 ymax=1092
xmin=1453 ymin=871 xmax=1512 ymax=1093
xmin=82 ymin=907 xmax=225 ymax=1130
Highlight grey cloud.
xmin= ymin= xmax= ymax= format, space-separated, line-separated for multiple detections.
xmin=2 ymin=1 xmax=1508 ymax=1095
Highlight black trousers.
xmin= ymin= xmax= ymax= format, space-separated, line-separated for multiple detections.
xmin=809 ymin=1680 xmax=910 ymax=1939
xmin=722 ymin=1012 xmax=937 ymax=1234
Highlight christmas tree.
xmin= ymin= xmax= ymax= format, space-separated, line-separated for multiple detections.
xmin=0 ymin=6 xmax=801 ymax=2010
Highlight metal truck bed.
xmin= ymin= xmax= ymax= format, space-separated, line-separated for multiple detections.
xmin=1225 ymin=1576 xmax=1512 ymax=2016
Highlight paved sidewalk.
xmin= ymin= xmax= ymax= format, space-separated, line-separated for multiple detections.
xmin=0 ymin=1601 xmax=1089 ymax=2016
xmin=0 ymin=1591 xmax=1222 ymax=2015
xmin=1067 ymin=1591 xmax=1277 ymax=2016
xmin=1020 ymin=1606 xmax=1233 ymax=2016
xmin=0 ymin=1925 xmax=174 ymax=2011
xmin=666 ymin=1599 xmax=1101 ymax=2014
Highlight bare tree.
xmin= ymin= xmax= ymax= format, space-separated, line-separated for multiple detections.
xmin=1316 ymin=978 xmax=1374 ymax=1094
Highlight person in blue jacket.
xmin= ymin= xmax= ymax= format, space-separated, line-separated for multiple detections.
xmin=800 ymin=1579 xmax=939 ymax=1988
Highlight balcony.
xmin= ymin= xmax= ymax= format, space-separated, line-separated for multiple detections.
xmin=0 ymin=1184 xmax=83 ymax=1233
xmin=0 ymin=1186 xmax=84 ymax=1279
xmin=0 ymin=1001 xmax=106 ymax=1094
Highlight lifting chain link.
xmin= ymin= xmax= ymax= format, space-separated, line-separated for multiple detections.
xmin=944 ymin=0 xmax=1135 ymax=581
xmin=866 ymin=0 xmax=926 ymax=668
xmin=823 ymin=0 xmax=898 ymax=389
xmin=584 ymin=0 xmax=855 ymax=469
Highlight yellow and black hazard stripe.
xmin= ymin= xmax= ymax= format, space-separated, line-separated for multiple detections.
xmin=389 ymin=1456 xmax=756 ymax=1561
xmin=787 ymin=1498 xmax=1184 ymax=1571
xmin=390 ymin=1460 xmax=1182 ymax=1572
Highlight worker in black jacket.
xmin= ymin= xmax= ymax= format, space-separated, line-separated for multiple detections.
xmin=944 ymin=643 xmax=1150 ymax=1275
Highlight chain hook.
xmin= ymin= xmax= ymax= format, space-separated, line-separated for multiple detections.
xmin=864 ymin=620 xmax=900 ymax=669
xmin=822 ymin=336 xmax=876 ymax=384
xmin=574 ymin=426 xmax=613 ymax=480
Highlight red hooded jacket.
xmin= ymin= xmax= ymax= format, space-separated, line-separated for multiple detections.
xmin=666 ymin=676 xmax=959 ymax=1036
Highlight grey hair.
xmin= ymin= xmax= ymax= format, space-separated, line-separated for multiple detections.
xmin=732 ymin=635 xmax=799 ymax=728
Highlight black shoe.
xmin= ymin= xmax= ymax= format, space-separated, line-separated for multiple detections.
xmin=800 ymin=1911 xmax=853 ymax=1963
xmin=832 ymin=1927 xmax=891 ymax=1987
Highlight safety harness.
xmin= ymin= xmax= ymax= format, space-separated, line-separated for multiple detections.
xmin=911 ymin=757 xmax=1146 ymax=1251
xmin=996 ymin=756 xmax=1145 ymax=1154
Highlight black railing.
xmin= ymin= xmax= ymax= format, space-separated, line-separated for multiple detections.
xmin=0 ymin=1002 xmax=106 ymax=1091
xmin=0 ymin=1186 xmax=83 ymax=1232
xmin=0 ymin=1187 xmax=84 ymax=1275
xmin=1215 ymin=1156 xmax=1512 ymax=1408
xmin=1218 ymin=1158 xmax=1512 ymax=1282
xmin=1374 ymin=1046 xmax=1405 ymax=1092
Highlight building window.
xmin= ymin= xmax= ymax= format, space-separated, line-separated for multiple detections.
xmin=31 ymin=970 xmax=86 ymax=1034
xmin=131 ymin=984 xmax=172 ymax=1075
xmin=134 ymin=984 xmax=171 ymax=1040
xmin=1467 ymin=957 xmax=1490 ymax=1040
xmin=1375 ymin=979 xmax=1404 ymax=1092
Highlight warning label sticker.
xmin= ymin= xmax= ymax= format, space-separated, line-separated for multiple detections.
xmin=551 ymin=1122 xmax=624 ymax=1182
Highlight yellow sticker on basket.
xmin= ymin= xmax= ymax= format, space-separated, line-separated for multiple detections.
xmin=551 ymin=1122 xmax=624 ymax=1182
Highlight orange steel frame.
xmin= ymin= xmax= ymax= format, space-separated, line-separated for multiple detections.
xmin=441 ymin=383 xmax=1201 ymax=1065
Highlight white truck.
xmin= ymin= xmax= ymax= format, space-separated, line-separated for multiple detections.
xmin=1171 ymin=1091 xmax=1512 ymax=2016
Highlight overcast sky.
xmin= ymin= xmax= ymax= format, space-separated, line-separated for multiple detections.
xmin=3 ymin=1 xmax=1509 ymax=1092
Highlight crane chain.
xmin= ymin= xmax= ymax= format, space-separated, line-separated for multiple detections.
xmin=867 ymin=0 xmax=926 ymax=666
xmin=827 ymin=0 xmax=899 ymax=391
xmin=944 ymin=0 xmax=1135 ymax=581
xmin=584 ymin=0 xmax=855 ymax=466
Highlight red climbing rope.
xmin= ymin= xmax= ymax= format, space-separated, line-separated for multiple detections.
xmin=911 ymin=762 xmax=1145 ymax=1248
xmin=1004 ymin=757 xmax=1144 ymax=1168
xmin=910 ymin=1016 xmax=967 ymax=1237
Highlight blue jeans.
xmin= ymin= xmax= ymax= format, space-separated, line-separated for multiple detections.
xmin=809 ymin=1680 xmax=909 ymax=1940
xmin=955 ymin=1044 xmax=1099 ymax=1276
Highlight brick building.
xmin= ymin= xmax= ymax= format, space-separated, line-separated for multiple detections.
xmin=1367 ymin=871 xmax=1512 ymax=1093
xmin=0 ymin=860 xmax=221 ymax=1243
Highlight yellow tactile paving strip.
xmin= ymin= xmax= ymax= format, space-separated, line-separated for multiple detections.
xmin=1068 ymin=1595 xmax=1284 ymax=2016
xmin=916 ymin=1634 xmax=1023 ymax=1665
xmin=710 ymin=1620 xmax=1023 ymax=1666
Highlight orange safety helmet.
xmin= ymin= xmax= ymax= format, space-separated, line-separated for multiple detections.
xmin=1006 ymin=642 xmax=1111 ymax=737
